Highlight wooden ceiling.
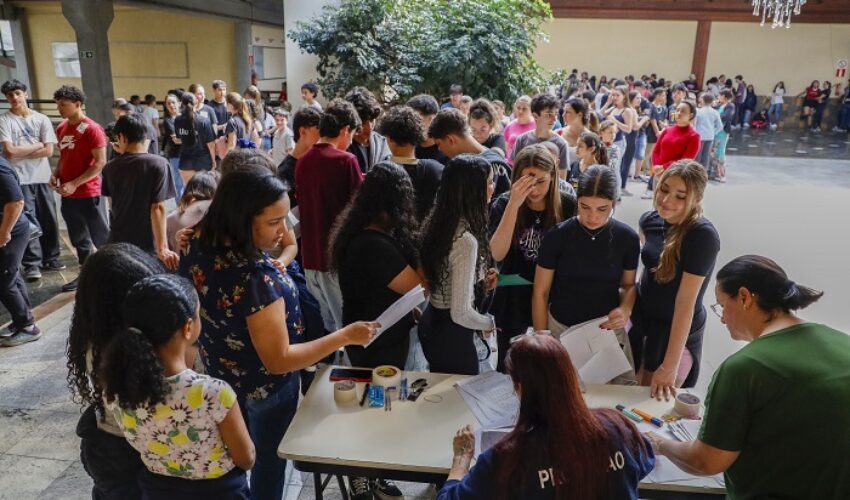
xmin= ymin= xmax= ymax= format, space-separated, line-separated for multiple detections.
xmin=548 ymin=0 xmax=850 ymax=23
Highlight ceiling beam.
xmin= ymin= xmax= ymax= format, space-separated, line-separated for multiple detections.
xmin=121 ymin=0 xmax=283 ymax=26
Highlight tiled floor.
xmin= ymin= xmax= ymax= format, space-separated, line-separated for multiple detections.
xmin=0 ymin=146 xmax=848 ymax=498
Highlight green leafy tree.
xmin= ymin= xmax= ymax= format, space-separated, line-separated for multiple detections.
xmin=288 ymin=0 xmax=552 ymax=104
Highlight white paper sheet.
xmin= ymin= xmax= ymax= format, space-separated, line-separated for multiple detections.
xmin=367 ymin=285 xmax=426 ymax=347
xmin=455 ymin=371 xmax=519 ymax=429
xmin=559 ymin=317 xmax=633 ymax=384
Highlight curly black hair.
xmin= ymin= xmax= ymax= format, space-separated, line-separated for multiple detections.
xmin=406 ymin=94 xmax=439 ymax=116
xmin=100 ymin=274 xmax=198 ymax=409
xmin=66 ymin=244 xmax=165 ymax=417
xmin=1 ymin=79 xmax=27 ymax=95
xmin=53 ymin=84 xmax=86 ymax=103
xmin=375 ymin=106 xmax=424 ymax=147
xmin=530 ymin=92 xmax=559 ymax=115
xmin=428 ymin=108 xmax=469 ymax=140
xmin=319 ymin=98 xmax=361 ymax=138
xmin=420 ymin=154 xmax=492 ymax=299
xmin=291 ymin=106 xmax=322 ymax=142
xmin=344 ymin=86 xmax=383 ymax=122
xmin=329 ymin=162 xmax=419 ymax=274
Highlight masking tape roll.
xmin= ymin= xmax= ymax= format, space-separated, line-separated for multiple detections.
xmin=372 ymin=365 xmax=402 ymax=389
xmin=333 ymin=380 xmax=357 ymax=404
xmin=674 ymin=393 xmax=701 ymax=417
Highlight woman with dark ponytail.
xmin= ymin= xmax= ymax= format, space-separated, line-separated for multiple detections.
xmin=533 ymin=165 xmax=639 ymax=382
xmin=175 ymin=92 xmax=217 ymax=186
xmin=102 ymin=274 xmax=254 ymax=499
xmin=646 ymin=255 xmax=850 ymax=500
xmin=67 ymin=243 xmax=165 ymax=500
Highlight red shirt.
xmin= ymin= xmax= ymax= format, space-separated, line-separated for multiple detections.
xmin=651 ymin=124 xmax=701 ymax=169
xmin=56 ymin=117 xmax=108 ymax=198
xmin=295 ymin=143 xmax=363 ymax=272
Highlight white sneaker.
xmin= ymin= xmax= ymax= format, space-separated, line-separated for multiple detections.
xmin=641 ymin=191 xmax=653 ymax=199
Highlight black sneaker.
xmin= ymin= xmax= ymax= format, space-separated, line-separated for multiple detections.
xmin=0 ymin=324 xmax=16 ymax=338
xmin=42 ymin=261 xmax=67 ymax=271
xmin=0 ymin=325 xmax=42 ymax=347
xmin=372 ymin=478 xmax=404 ymax=500
xmin=349 ymin=476 xmax=373 ymax=500
xmin=23 ymin=266 xmax=42 ymax=282
xmin=61 ymin=278 xmax=79 ymax=292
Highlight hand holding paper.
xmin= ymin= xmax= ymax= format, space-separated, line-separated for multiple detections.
xmin=367 ymin=285 xmax=426 ymax=347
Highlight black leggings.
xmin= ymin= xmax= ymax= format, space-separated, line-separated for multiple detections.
xmin=418 ymin=305 xmax=479 ymax=375
xmin=620 ymin=132 xmax=637 ymax=189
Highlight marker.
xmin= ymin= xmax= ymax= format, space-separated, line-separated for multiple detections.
xmin=359 ymin=383 xmax=370 ymax=407
xmin=631 ymin=407 xmax=664 ymax=427
xmin=615 ymin=404 xmax=644 ymax=423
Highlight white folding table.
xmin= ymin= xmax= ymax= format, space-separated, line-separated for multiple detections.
xmin=278 ymin=366 xmax=725 ymax=499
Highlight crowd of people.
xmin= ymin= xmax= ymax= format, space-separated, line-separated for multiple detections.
xmin=0 ymin=69 xmax=846 ymax=500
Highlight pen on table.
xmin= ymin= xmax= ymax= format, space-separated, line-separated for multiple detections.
xmin=615 ymin=404 xmax=644 ymax=423
xmin=631 ymin=407 xmax=664 ymax=427
xmin=359 ymin=383 xmax=370 ymax=407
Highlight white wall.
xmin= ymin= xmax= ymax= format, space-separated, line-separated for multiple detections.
xmin=283 ymin=0 xmax=338 ymax=107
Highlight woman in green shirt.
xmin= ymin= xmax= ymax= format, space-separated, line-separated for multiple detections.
xmin=646 ymin=255 xmax=850 ymax=499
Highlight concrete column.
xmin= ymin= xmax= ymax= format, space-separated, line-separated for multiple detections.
xmin=60 ymin=0 xmax=114 ymax=127
xmin=234 ymin=21 xmax=252 ymax=93
xmin=7 ymin=8 xmax=33 ymax=90
xmin=283 ymin=0 xmax=337 ymax=108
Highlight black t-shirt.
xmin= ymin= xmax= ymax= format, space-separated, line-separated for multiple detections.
xmin=197 ymin=104 xmax=219 ymax=129
xmin=0 ymin=159 xmax=27 ymax=236
xmin=567 ymin=160 xmax=582 ymax=184
xmin=396 ymin=158 xmax=443 ymax=220
xmin=348 ymin=141 xmax=370 ymax=174
xmin=537 ymin=217 xmax=640 ymax=326
xmin=225 ymin=115 xmax=248 ymax=140
xmin=646 ymin=104 xmax=667 ymax=143
xmin=338 ymin=230 xmax=414 ymax=366
xmin=479 ymin=148 xmax=512 ymax=199
xmin=636 ymin=211 xmax=720 ymax=325
xmin=488 ymin=191 xmax=576 ymax=328
xmin=277 ymin=154 xmax=298 ymax=207
xmin=208 ymin=100 xmax=228 ymax=133
xmin=162 ymin=116 xmax=180 ymax=158
xmin=102 ymin=152 xmax=176 ymax=252
xmin=537 ymin=217 xmax=640 ymax=327
xmin=175 ymin=113 xmax=216 ymax=169
xmin=637 ymin=98 xmax=651 ymax=136
xmin=483 ymin=134 xmax=507 ymax=155
xmin=415 ymin=143 xmax=449 ymax=165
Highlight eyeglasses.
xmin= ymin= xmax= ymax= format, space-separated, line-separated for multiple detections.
xmin=710 ymin=303 xmax=723 ymax=318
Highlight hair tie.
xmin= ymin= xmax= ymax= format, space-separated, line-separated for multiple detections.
xmin=127 ymin=327 xmax=144 ymax=336
xmin=782 ymin=280 xmax=797 ymax=299
xmin=237 ymin=138 xmax=257 ymax=149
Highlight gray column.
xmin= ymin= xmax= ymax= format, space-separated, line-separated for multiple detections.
xmin=6 ymin=8 xmax=32 ymax=90
xmin=60 ymin=0 xmax=114 ymax=127
xmin=234 ymin=21 xmax=252 ymax=93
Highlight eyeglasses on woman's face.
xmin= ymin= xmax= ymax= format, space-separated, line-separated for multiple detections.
xmin=710 ymin=302 xmax=723 ymax=318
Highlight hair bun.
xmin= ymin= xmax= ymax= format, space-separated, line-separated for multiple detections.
xmin=781 ymin=280 xmax=798 ymax=300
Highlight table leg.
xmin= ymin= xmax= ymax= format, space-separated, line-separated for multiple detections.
xmin=337 ymin=475 xmax=350 ymax=500
xmin=313 ymin=472 xmax=323 ymax=500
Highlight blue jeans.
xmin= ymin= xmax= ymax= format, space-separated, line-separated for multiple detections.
xmin=768 ymin=103 xmax=783 ymax=125
xmin=243 ymin=375 xmax=300 ymax=500
xmin=169 ymin=157 xmax=184 ymax=200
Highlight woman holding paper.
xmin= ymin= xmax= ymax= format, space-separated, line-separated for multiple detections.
xmin=419 ymin=155 xmax=497 ymax=375
xmin=489 ymin=144 xmax=576 ymax=372
xmin=532 ymin=166 xmax=639 ymax=340
xmin=645 ymin=255 xmax=850 ymax=500
xmin=628 ymin=160 xmax=719 ymax=399
xmin=330 ymin=162 xmax=424 ymax=369
xmin=438 ymin=335 xmax=654 ymax=500
xmin=179 ymin=168 xmax=377 ymax=499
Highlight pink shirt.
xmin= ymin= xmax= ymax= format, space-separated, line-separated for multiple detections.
xmin=503 ymin=120 xmax=536 ymax=162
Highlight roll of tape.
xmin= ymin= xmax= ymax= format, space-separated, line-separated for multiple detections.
xmin=333 ymin=380 xmax=357 ymax=404
xmin=674 ymin=393 xmax=701 ymax=417
xmin=372 ymin=365 xmax=402 ymax=389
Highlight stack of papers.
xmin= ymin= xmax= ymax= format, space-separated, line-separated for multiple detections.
xmin=454 ymin=371 xmax=519 ymax=429
xmin=558 ymin=317 xmax=633 ymax=384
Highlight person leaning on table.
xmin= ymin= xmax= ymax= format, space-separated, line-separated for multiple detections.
xmin=439 ymin=335 xmax=654 ymax=500
xmin=645 ymin=255 xmax=850 ymax=499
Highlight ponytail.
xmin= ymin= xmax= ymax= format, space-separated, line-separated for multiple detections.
xmin=180 ymin=92 xmax=197 ymax=147
xmin=717 ymin=255 xmax=823 ymax=317
xmin=99 ymin=274 xmax=199 ymax=410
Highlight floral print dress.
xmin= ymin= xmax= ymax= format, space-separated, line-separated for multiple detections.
xmin=109 ymin=369 xmax=237 ymax=479
xmin=179 ymin=239 xmax=304 ymax=402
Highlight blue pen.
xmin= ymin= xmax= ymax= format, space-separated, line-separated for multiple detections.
xmin=615 ymin=404 xmax=644 ymax=423
xmin=632 ymin=407 xmax=664 ymax=427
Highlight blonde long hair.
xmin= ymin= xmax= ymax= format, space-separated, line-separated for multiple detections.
xmin=653 ymin=160 xmax=708 ymax=283
xmin=226 ymin=92 xmax=253 ymax=135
